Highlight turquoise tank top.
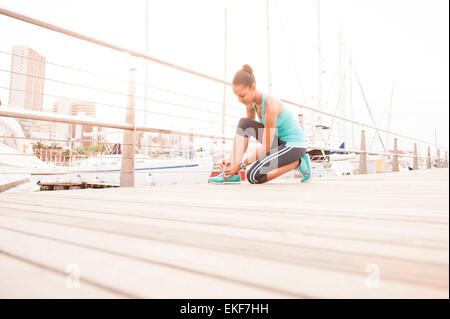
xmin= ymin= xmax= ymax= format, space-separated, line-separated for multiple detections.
xmin=252 ymin=93 xmax=307 ymax=148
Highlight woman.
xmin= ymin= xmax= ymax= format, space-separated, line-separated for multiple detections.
xmin=209 ymin=64 xmax=311 ymax=184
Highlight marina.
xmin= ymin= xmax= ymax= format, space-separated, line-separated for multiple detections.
xmin=0 ymin=1 xmax=448 ymax=301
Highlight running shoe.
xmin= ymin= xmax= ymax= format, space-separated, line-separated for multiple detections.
xmin=297 ymin=153 xmax=312 ymax=183
xmin=209 ymin=172 xmax=241 ymax=184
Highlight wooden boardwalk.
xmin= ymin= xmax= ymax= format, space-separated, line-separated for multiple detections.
xmin=0 ymin=168 xmax=448 ymax=298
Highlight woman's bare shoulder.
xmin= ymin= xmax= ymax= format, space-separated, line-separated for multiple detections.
xmin=266 ymin=95 xmax=283 ymax=115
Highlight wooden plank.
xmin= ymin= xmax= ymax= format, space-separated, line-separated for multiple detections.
xmin=0 ymin=168 xmax=448 ymax=298
xmin=0 ymin=205 xmax=447 ymax=294
xmin=3 ymin=192 xmax=447 ymax=225
xmin=0 ymin=215 xmax=447 ymax=298
xmin=0 ymin=226 xmax=293 ymax=298
xmin=0 ymin=191 xmax=447 ymax=253
xmin=12 ymin=171 xmax=447 ymax=214
xmin=0 ymin=252 xmax=124 ymax=298
xmin=0 ymin=200 xmax=448 ymax=262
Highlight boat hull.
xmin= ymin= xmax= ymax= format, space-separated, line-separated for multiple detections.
xmin=66 ymin=158 xmax=214 ymax=186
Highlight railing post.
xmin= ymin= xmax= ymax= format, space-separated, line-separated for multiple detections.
xmin=298 ymin=113 xmax=304 ymax=131
xmin=222 ymin=8 xmax=227 ymax=136
xmin=413 ymin=143 xmax=418 ymax=170
xmin=359 ymin=130 xmax=367 ymax=174
xmin=393 ymin=138 xmax=399 ymax=172
xmin=436 ymin=148 xmax=441 ymax=168
xmin=120 ymin=68 xmax=136 ymax=187
xmin=444 ymin=151 xmax=448 ymax=168
xmin=427 ymin=146 xmax=431 ymax=169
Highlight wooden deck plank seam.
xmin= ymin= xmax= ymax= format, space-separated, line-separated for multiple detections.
xmin=0 ymin=248 xmax=138 ymax=298
xmin=0 ymin=203 xmax=447 ymax=254
xmin=1 ymin=196 xmax=448 ymax=226
xmin=0 ymin=224 xmax=311 ymax=298
xmin=0 ymin=211 xmax=447 ymax=290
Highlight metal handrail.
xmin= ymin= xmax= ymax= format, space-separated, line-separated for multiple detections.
xmin=0 ymin=87 xmax=241 ymax=129
xmin=281 ymin=98 xmax=448 ymax=149
xmin=0 ymin=107 xmax=234 ymax=141
xmin=1 ymin=107 xmax=439 ymax=160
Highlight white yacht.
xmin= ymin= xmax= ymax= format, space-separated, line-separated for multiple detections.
xmin=66 ymin=154 xmax=214 ymax=186
xmin=0 ymin=117 xmax=33 ymax=192
xmin=0 ymin=117 xmax=67 ymax=192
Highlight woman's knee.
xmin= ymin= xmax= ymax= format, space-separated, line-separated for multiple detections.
xmin=236 ymin=118 xmax=258 ymax=138
xmin=246 ymin=168 xmax=267 ymax=184
xmin=237 ymin=117 xmax=253 ymax=130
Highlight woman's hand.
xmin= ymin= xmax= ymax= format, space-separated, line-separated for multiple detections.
xmin=224 ymin=162 xmax=241 ymax=177
xmin=219 ymin=159 xmax=231 ymax=172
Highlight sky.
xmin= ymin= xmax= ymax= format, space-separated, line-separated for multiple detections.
xmin=0 ymin=0 xmax=448 ymax=154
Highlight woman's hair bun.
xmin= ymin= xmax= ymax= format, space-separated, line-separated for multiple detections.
xmin=232 ymin=64 xmax=256 ymax=87
xmin=242 ymin=64 xmax=253 ymax=76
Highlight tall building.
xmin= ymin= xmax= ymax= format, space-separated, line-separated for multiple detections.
xmin=51 ymin=99 xmax=103 ymax=148
xmin=70 ymin=101 xmax=102 ymax=147
xmin=8 ymin=46 xmax=46 ymax=138
xmin=33 ymin=106 xmax=53 ymax=140
xmin=52 ymin=99 xmax=72 ymax=144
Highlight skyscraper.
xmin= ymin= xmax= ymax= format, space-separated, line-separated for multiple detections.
xmin=52 ymin=99 xmax=102 ymax=148
xmin=8 ymin=46 xmax=46 ymax=138
xmin=70 ymin=101 xmax=101 ymax=147
xmin=52 ymin=99 xmax=72 ymax=144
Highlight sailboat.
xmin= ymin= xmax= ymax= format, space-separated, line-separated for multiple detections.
xmin=65 ymin=146 xmax=214 ymax=186
xmin=0 ymin=117 xmax=62 ymax=192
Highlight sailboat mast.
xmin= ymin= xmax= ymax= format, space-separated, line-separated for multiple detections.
xmin=339 ymin=25 xmax=346 ymax=146
xmin=317 ymin=0 xmax=322 ymax=122
xmin=435 ymin=128 xmax=438 ymax=152
xmin=349 ymin=50 xmax=354 ymax=149
xmin=386 ymin=80 xmax=395 ymax=155
xmin=266 ymin=0 xmax=272 ymax=94
xmin=222 ymin=8 xmax=228 ymax=136
xmin=144 ymin=0 xmax=149 ymax=127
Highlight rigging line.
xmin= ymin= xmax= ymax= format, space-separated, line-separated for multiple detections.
xmin=385 ymin=80 xmax=395 ymax=157
xmin=369 ymin=81 xmax=395 ymax=154
xmin=326 ymin=87 xmax=344 ymax=142
xmin=368 ymin=90 xmax=392 ymax=151
xmin=351 ymin=59 xmax=387 ymax=153
xmin=273 ymin=1 xmax=308 ymax=105
xmin=328 ymin=28 xmax=347 ymax=143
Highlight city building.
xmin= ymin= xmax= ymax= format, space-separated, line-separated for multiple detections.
xmin=70 ymin=100 xmax=101 ymax=147
xmin=8 ymin=46 xmax=46 ymax=138
xmin=52 ymin=99 xmax=72 ymax=145
xmin=51 ymin=99 xmax=103 ymax=148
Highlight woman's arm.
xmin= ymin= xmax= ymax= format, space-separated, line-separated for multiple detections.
xmin=243 ymin=97 xmax=278 ymax=166
xmin=246 ymin=105 xmax=256 ymax=120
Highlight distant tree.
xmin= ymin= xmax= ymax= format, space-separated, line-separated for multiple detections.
xmin=74 ymin=144 xmax=104 ymax=156
xmin=32 ymin=141 xmax=47 ymax=151
xmin=50 ymin=142 xmax=62 ymax=150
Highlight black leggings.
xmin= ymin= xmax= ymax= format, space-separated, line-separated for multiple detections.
xmin=236 ymin=118 xmax=307 ymax=184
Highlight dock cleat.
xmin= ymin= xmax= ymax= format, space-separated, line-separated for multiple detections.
xmin=297 ymin=153 xmax=312 ymax=183
xmin=209 ymin=172 xmax=241 ymax=184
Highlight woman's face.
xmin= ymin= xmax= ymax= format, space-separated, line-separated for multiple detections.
xmin=233 ymin=84 xmax=255 ymax=105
